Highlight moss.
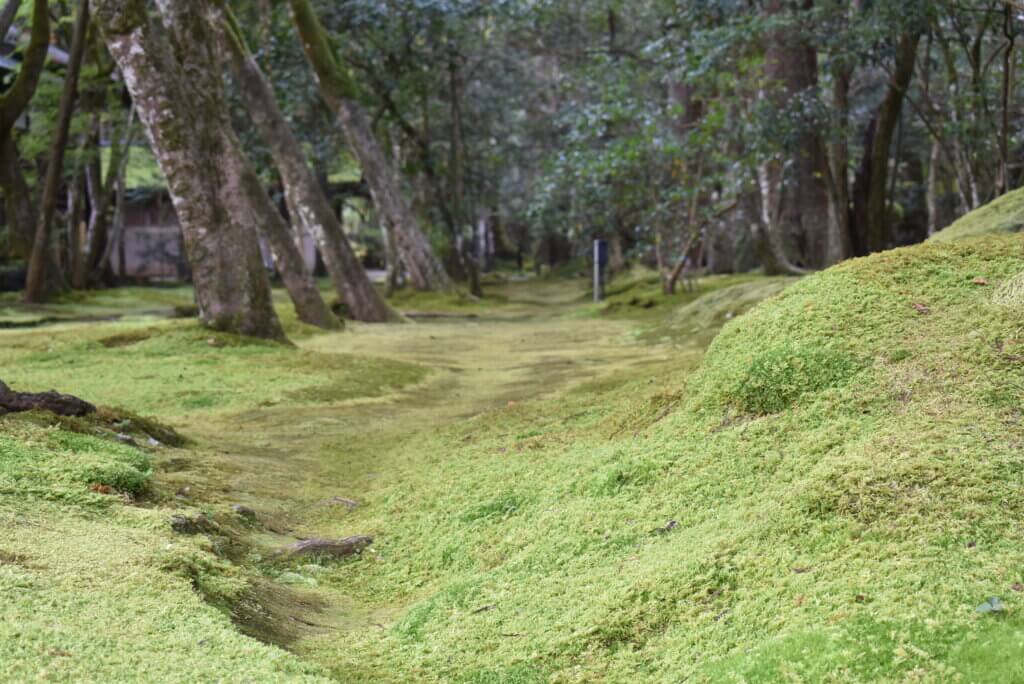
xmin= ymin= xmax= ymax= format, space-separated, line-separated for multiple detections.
xmin=930 ymin=185 xmax=1024 ymax=242
xmin=729 ymin=343 xmax=862 ymax=415
xmin=3 ymin=240 xmax=1024 ymax=681
xmin=992 ymin=270 xmax=1024 ymax=308
xmin=598 ymin=269 xmax=770 ymax=320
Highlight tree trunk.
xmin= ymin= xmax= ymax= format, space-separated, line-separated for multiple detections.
xmin=288 ymin=0 xmax=451 ymax=293
xmin=94 ymin=0 xmax=284 ymax=339
xmin=926 ymin=138 xmax=941 ymax=236
xmin=67 ymin=179 xmax=84 ymax=286
xmin=85 ymin=107 xmax=134 ymax=285
xmin=823 ymin=66 xmax=853 ymax=264
xmin=763 ymin=0 xmax=830 ymax=268
xmin=221 ymin=14 xmax=398 ymax=323
xmin=23 ymin=0 xmax=89 ymax=303
xmin=0 ymin=0 xmax=61 ymax=290
xmin=863 ymin=32 xmax=921 ymax=254
xmin=219 ymin=126 xmax=340 ymax=330
xmin=0 ymin=0 xmax=22 ymax=40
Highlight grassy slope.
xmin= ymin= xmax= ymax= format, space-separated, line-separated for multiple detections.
xmin=929 ymin=185 xmax=1024 ymax=243
xmin=2 ymin=222 xmax=1023 ymax=682
xmin=293 ymin=235 xmax=1024 ymax=682
xmin=0 ymin=320 xmax=426 ymax=681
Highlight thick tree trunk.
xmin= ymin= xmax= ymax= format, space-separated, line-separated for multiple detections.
xmin=24 ymin=0 xmax=90 ymax=303
xmin=288 ymin=0 xmax=451 ymax=292
xmin=763 ymin=0 xmax=830 ymax=269
xmin=94 ymin=0 xmax=284 ymax=339
xmin=221 ymin=16 xmax=397 ymax=323
xmin=863 ymin=32 xmax=921 ymax=254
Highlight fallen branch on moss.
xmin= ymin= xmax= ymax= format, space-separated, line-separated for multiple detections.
xmin=0 ymin=380 xmax=95 ymax=417
xmin=277 ymin=535 xmax=373 ymax=559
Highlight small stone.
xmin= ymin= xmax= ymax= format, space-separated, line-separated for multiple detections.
xmin=170 ymin=515 xmax=201 ymax=535
xmin=232 ymin=504 xmax=257 ymax=520
xmin=147 ymin=437 xmax=162 ymax=448
xmin=320 ymin=496 xmax=359 ymax=510
xmin=170 ymin=513 xmax=217 ymax=536
xmin=175 ymin=486 xmax=192 ymax=499
xmin=115 ymin=433 xmax=137 ymax=446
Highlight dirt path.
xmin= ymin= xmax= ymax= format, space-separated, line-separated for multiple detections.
xmin=169 ymin=279 xmax=667 ymax=654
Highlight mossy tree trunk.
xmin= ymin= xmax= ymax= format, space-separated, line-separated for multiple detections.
xmin=94 ymin=0 xmax=285 ymax=339
xmin=221 ymin=13 xmax=398 ymax=323
xmin=288 ymin=0 xmax=451 ymax=293
xmin=24 ymin=0 xmax=90 ymax=303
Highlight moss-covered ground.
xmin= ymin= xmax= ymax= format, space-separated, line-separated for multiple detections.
xmin=2 ymin=227 xmax=1023 ymax=681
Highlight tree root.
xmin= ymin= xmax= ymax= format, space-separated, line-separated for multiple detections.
xmin=0 ymin=380 xmax=96 ymax=417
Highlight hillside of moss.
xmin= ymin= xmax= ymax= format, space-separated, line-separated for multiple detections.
xmin=1 ymin=233 xmax=1022 ymax=681
xmin=930 ymin=185 xmax=1024 ymax=243
xmin=296 ymin=235 xmax=1024 ymax=682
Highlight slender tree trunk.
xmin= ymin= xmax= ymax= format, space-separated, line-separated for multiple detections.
xmin=0 ymin=0 xmax=61 ymax=290
xmin=447 ymin=53 xmax=482 ymax=297
xmin=67 ymin=179 xmax=84 ymax=286
xmin=0 ymin=0 xmax=21 ymax=39
xmin=219 ymin=126 xmax=339 ymax=329
xmin=85 ymin=107 xmax=134 ymax=284
xmin=95 ymin=0 xmax=284 ymax=339
xmin=823 ymin=66 xmax=853 ymax=264
xmin=998 ymin=3 xmax=1015 ymax=197
xmin=221 ymin=14 xmax=398 ymax=323
xmin=862 ymin=31 xmax=920 ymax=254
xmin=927 ymin=138 xmax=941 ymax=236
xmin=757 ymin=162 xmax=809 ymax=276
xmin=24 ymin=0 xmax=90 ymax=303
xmin=97 ymin=139 xmax=133 ymax=273
xmin=288 ymin=0 xmax=451 ymax=292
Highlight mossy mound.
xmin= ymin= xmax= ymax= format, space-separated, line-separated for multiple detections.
xmin=311 ymin=234 xmax=1024 ymax=681
xmin=930 ymin=185 xmax=1024 ymax=242
xmin=640 ymin=277 xmax=795 ymax=344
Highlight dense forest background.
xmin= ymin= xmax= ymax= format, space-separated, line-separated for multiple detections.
xmin=0 ymin=0 xmax=1021 ymax=312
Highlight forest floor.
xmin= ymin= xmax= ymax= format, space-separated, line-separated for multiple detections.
xmin=2 ymin=232 xmax=1024 ymax=682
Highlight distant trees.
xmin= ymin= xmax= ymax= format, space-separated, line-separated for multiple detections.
xmin=0 ymin=0 xmax=1021 ymax=330
xmin=220 ymin=9 xmax=399 ymax=322
xmin=288 ymin=0 xmax=451 ymax=293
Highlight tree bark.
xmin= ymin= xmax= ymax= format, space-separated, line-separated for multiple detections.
xmin=763 ymin=0 xmax=830 ymax=268
xmin=24 ymin=0 xmax=90 ymax=303
xmin=288 ymin=0 xmax=451 ymax=292
xmin=94 ymin=0 xmax=284 ymax=339
xmin=0 ymin=0 xmax=60 ymax=289
xmin=862 ymin=32 xmax=921 ymax=254
xmin=85 ymin=107 xmax=134 ymax=285
xmin=221 ymin=14 xmax=398 ymax=323
xmin=0 ymin=0 xmax=22 ymax=40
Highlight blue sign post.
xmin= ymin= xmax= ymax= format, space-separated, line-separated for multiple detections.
xmin=594 ymin=239 xmax=608 ymax=303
